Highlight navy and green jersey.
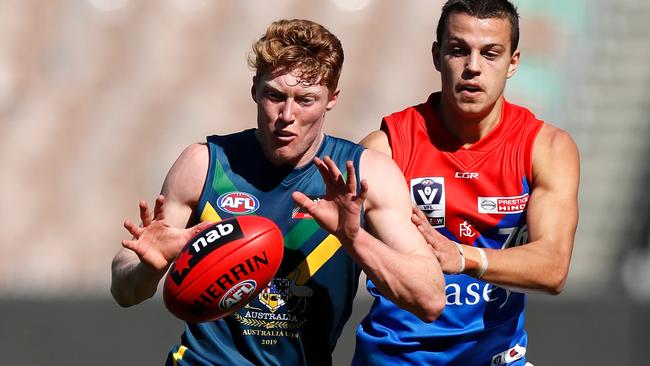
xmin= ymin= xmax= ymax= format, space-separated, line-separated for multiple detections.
xmin=166 ymin=129 xmax=365 ymax=366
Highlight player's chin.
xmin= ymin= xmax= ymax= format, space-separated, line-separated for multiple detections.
xmin=269 ymin=147 xmax=300 ymax=166
xmin=454 ymin=98 xmax=490 ymax=116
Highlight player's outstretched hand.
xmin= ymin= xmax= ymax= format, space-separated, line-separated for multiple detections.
xmin=411 ymin=206 xmax=463 ymax=274
xmin=292 ymin=156 xmax=368 ymax=245
xmin=121 ymin=195 xmax=213 ymax=273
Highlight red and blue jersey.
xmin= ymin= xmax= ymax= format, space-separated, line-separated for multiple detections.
xmin=167 ymin=129 xmax=365 ymax=366
xmin=354 ymin=93 xmax=543 ymax=366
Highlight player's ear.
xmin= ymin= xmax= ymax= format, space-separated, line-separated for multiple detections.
xmin=432 ymin=41 xmax=441 ymax=71
xmin=251 ymin=77 xmax=258 ymax=102
xmin=325 ymin=88 xmax=340 ymax=111
xmin=507 ymin=49 xmax=520 ymax=79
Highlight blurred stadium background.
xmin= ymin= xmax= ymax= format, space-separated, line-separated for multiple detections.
xmin=1 ymin=0 xmax=649 ymax=365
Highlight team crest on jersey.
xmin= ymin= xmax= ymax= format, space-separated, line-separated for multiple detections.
xmin=217 ymin=191 xmax=260 ymax=214
xmin=410 ymin=177 xmax=445 ymax=227
xmin=259 ymin=278 xmax=291 ymax=312
xmin=478 ymin=193 xmax=529 ymax=214
xmin=235 ymin=276 xmax=311 ymax=341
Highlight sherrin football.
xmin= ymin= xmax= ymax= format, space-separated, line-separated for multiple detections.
xmin=163 ymin=215 xmax=284 ymax=323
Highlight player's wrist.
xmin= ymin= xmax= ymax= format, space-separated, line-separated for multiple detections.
xmin=457 ymin=244 xmax=488 ymax=278
xmin=344 ymin=227 xmax=368 ymax=247
xmin=137 ymin=261 xmax=168 ymax=282
xmin=454 ymin=242 xmax=465 ymax=274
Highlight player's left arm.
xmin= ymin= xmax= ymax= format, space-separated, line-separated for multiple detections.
xmin=293 ymin=151 xmax=445 ymax=322
xmin=359 ymin=149 xmax=446 ymax=319
xmin=413 ymin=124 xmax=579 ymax=294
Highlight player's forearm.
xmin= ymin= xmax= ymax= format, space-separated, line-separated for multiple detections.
xmin=459 ymin=241 xmax=571 ymax=294
xmin=345 ymin=230 xmax=445 ymax=322
xmin=110 ymin=254 xmax=165 ymax=307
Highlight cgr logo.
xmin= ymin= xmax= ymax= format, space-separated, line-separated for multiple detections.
xmin=219 ymin=280 xmax=257 ymax=311
xmin=217 ymin=192 xmax=260 ymax=214
xmin=455 ymin=172 xmax=479 ymax=179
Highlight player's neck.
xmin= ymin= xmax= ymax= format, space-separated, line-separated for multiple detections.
xmin=439 ymin=97 xmax=504 ymax=148
xmin=295 ymin=132 xmax=325 ymax=169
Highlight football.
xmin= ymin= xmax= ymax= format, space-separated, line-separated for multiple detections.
xmin=163 ymin=215 xmax=284 ymax=323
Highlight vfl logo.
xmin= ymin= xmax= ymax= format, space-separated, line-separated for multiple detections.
xmin=219 ymin=280 xmax=257 ymax=311
xmin=217 ymin=192 xmax=260 ymax=214
xmin=411 ymin=177 xmax=445 ymax=227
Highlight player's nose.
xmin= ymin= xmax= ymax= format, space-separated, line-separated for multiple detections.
xmin=279 ymin=99 xmax=296 ymax=123
xmin=464 ymin=51 xmax=482 ymax=75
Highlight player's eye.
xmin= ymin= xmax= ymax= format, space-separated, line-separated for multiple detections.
xmin=297 ymin=97 xmax=315 ymax=106
xmin=449 ymin=47 xmax=467 ymax=57
xmin=483 ymin=51 xmax=500 ymax=60
xmin=265 ymin=91 xmax=285 ymax=102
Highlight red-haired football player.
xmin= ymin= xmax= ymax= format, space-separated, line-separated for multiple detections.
xmin=110 ymin=19 xmax=444 ymax=366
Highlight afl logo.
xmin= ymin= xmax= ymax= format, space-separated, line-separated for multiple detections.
xmin=217 ymin=192 xmax=260 ymax=214
xmin=219 ymin=280 xmax=257 ymax=311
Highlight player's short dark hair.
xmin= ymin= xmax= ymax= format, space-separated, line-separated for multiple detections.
xmin=436 ymin=0 xmax=520 ymax=52
xmin=249 ymin=19 xmax=344 ymax=95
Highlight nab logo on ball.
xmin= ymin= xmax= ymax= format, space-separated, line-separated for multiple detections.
xmin=217 ymin=192 xmax=259 ymax=214
xmin=219 ymin=280 xmax=257 ymax=311
xmin=169 ymin=221 xmax=244 ymax=286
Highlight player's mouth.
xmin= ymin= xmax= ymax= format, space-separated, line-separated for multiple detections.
xmin=457 ymin=82 xmax=483 ymax=97
xmin=273 ymin=130 xmax=296 ymax=143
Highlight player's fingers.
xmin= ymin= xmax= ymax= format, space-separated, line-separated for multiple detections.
xmin=124 ymin=219 xmax=143 ymax=238
xmin=153 ymin=195 xmax=165 ymax=221
xmin=357 ymin=179 xmax=369 ymax=203
xmin=322 ymin=156 xmax=345 ymax=187
xmin=412 ymin=206 xmax=446 ymax=239
xmin=345 ymin=160 xmax=358 ymax=193
xmin=314 ymin=157 xmax=335 ymax=186
xmin=291 ymin=191 xmax=315 ymax=211
xmin=412 ymin=205 xmax=429 ymax=221
xmin=121 ymin=239 xmax=142 ymax=256
xmin=415 ymin=221 xmax=430 ymax=239
xmin=411 ymin=212 xmax=423 ymax=226
xmin=415 ymin=221 xmax=440 ymax=245
xmin=139 ymin=200 xmax=152 ymax=227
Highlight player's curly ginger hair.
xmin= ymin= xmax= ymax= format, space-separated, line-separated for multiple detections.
xmin=248 ymin=19 xmax=343 ymax=95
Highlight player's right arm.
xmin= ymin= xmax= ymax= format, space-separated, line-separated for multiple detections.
xmin=110 ymin=143 xmax=210 ymax=307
